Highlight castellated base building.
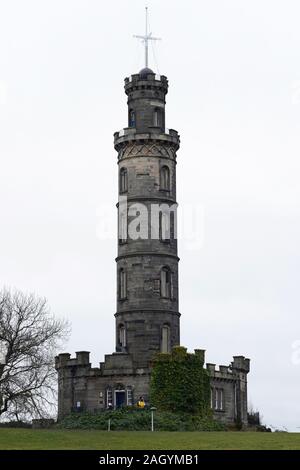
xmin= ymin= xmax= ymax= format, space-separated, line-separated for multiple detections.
xmin=55 ymin=68 xmax=250 ymax=427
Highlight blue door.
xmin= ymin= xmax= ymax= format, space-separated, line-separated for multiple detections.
xmin=115 ymin=391 xmax=126 ymax=408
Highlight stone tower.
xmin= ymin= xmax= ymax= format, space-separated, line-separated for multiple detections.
xmin=114 ymin=67 xmax=180 ymax=367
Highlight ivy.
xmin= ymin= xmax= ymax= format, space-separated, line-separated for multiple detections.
xmin=150 ymin=346 xmax=211 ymax=415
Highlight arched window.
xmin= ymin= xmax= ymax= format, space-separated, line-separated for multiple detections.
xmin=153 ymin=108 xmax=161 ymax=127
xmin=118 ymin=324 xmax=126 ymax=348
xmin=161 ymin=324 xmax=171 ymax=353
xmin=161 ymin=266 xmax=172 ymax=298
xmin=160 ymin=166 xmax=170 ymax=191
xmin=119 ymin=268 xmax=127 ymax=299
xmin=159 ymin=211 xmax=170 ymax=242
xmin=120 ymin=167 xmax=128 ymax=193
xmin=129 ymin=109 xmax=135 ymax=127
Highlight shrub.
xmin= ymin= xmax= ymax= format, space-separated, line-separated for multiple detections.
xmin=57 ymin=409 xmax=225 ymax=432
xmin=0 ymin=421 xmax=31 ymax=428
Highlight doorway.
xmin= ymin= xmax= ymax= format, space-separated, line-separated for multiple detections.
xmin=115 ymin=390 xmax=126 ymax=408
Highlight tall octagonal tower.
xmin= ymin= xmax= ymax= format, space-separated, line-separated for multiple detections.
xmin=114 ymin=67 xmax=181 ymax=368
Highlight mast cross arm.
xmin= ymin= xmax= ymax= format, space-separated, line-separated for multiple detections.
xmin=133 ymin=35 xmax=161 ymax=41
xmin=133 ymin=7 xmax=161 ymax=69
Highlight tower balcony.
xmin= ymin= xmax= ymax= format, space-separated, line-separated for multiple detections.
xmin=114 ymin=127 xmax=180 ymax=151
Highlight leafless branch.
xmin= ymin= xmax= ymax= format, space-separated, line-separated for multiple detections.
xmin=0 ymin=288 xmax=70 ymax=421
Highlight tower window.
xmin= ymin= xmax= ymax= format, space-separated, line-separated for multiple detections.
xmin=119 ymin=210 xmax=127 ymax=244
xmin=161 ymin=324 xmax=171 ymax=353
xmin=212 ymin=388 xmax=224 ymax=411
xmin=118 ymin=324 xmax=126 ymax=348
xmin=153 ymin=108 xmax=161 ymax=127
xmin=119 ymin=268 xmax=127 ymax=299
xmin=161 ymin=266 xmax=172 ymax=299
xmin=129 ymin=110 xmax=135 ymax=127
xmin=160 ymin=166 xmax=170 ymax=191
xmin=217 ymin=389 xmax=224 ymax=410
xmin=120 ymin=168 xmax=128 ymax=193
xmin=159 ymin=211 xmax=171 ymax=242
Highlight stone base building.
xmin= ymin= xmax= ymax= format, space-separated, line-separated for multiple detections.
xmin=56 ymin=350 xmax=249 ymax=426
xmin=56 ymin=67 xmax=250 ymax=427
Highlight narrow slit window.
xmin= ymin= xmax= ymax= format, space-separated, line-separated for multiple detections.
xmin=159 ymin=212 xmax=171 ymax=241
xmin=161 ymin=324 xmax=171 ymax=353
xmin=129 ymin=110 xmax=135 ymax=127
xmin=160 ymin=166 xmax=170 ymax=190
xmin=161 ymin=267 xmax=171 ymax=298
xmin=119 ymin=210 xmax=127 ymax=243
xmin=154 ymin=108 xmax=161 ymax=127
xmin=119 ymin=269 xmax=127 ymax=299
xmin=120 ymin=168 xmax=128 ymax=193
xmin=118 ymin=324 xmax=126 ymax=347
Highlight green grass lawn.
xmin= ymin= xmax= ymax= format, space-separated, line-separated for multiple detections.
xmin=0 ymin=429 xmax=299 ymax=450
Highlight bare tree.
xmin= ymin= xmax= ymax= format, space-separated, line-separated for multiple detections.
xmin=0 ymin=288 xmax=70 ymax=421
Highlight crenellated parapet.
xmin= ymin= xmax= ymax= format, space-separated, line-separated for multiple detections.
xmin=231 ymin=356 xmax=250 ymax=373
xmin=207 ymin=357 xmax=250 ymax=378
xmin=55 ymin=351 xmax=90 ymax=369
xmin=124 ymin=72 xmax=168 ymax=94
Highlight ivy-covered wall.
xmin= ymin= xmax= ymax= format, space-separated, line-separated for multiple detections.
xmin=150 ymin=346 xmax=211 ymax=415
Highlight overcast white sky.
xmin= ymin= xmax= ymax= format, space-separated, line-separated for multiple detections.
xmin=0 ymin=0 xmax=300 ymax=431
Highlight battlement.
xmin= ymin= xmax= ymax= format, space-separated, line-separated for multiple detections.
xmin=55 ymin=350 xmax=138 ymax=378
xmin=194 ymin=349 xmax=205 ymax=365
xmin=231 ymin=356 xmax=250 ymax=373
xmin=55 ymin=351 xmax=91 ymax=369
xmin=125 ymin=72 xmax=168 ymax=95
xmin=206 ymin=356 xmax=250 ymax=378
